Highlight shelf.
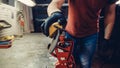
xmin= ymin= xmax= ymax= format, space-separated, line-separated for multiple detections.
xmin=35 ymin=19 xmax=46 ymax=22
xmin=36 ymin=3 xmax=68 ymax=7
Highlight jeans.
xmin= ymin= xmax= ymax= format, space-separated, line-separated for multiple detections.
xmin=65 ymin=32 xmax=98 ymax=68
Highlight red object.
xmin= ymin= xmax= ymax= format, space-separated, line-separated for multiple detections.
xmin=20 ymin=20 xmax=24 ymax=27
xmin=51 ymin=34 xmax=76 ymax=68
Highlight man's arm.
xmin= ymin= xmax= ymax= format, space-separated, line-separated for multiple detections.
xmin=41 ymin=0 xmax=66 ymax=36
xmin=47 ymin=0 xmax=65 ymax=16
xmin=104 ymin=3 xmax=116 ymax=40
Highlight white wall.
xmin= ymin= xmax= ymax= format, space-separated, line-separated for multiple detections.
xmin=0 ymin=0 xmax=34 ymax=37
xmin=15 ymin=1 xmax=34 ymax=33
xmin=0 ymin=3 xmax=18 ymax=37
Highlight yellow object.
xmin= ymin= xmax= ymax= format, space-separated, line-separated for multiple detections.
xmin=0 ymin=24 xmax=4 ymax=29
xmin=0 ymin=35 xmax=14 ymax=41
xmin=49 ymin=22 xmax=62 ymax=38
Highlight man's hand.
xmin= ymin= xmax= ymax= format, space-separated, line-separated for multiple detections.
xmin=100 ymin=39 xmax=109 ymax=51
xmin=41 ymin=11 xmax=67 ymax=36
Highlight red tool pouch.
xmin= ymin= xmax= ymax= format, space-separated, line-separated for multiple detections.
xmin=51 ymin=31 xmax=76 ymax=68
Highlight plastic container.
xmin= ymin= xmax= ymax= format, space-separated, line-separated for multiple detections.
xmin=0 ymin=40 xmax=12 ymax=48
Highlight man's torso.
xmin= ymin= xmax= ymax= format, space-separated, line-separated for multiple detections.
xmin=65 ymin=0 xmax=108 ymax=37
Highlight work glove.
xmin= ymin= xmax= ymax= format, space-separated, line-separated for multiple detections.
xmin=97 ymin=39 xmax=113 ymax=61
xmin=41 ymin=11 xmax=67 ymax=36
xmin=97 ymin=38 xmax=111 ymax=59
xmin=100 ymin=38 xmax=109 ymax=51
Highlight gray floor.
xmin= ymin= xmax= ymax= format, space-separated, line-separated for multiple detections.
xmin=0 ymin=33 xmax=56 ymax=68
xmin=1 ymin=33 xmax=120 ymax=68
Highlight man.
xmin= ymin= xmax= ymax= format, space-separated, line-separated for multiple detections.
xmin=98 ymin=2 xmax=120 ymax=63
xmin=41 ymin=0 xmax=117 ymax=68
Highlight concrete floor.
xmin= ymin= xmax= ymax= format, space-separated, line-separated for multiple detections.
xmin=0 ymin=33 xmax=120 ymax=68
xmin=0 ymin=33 xmax=56 ymax=68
